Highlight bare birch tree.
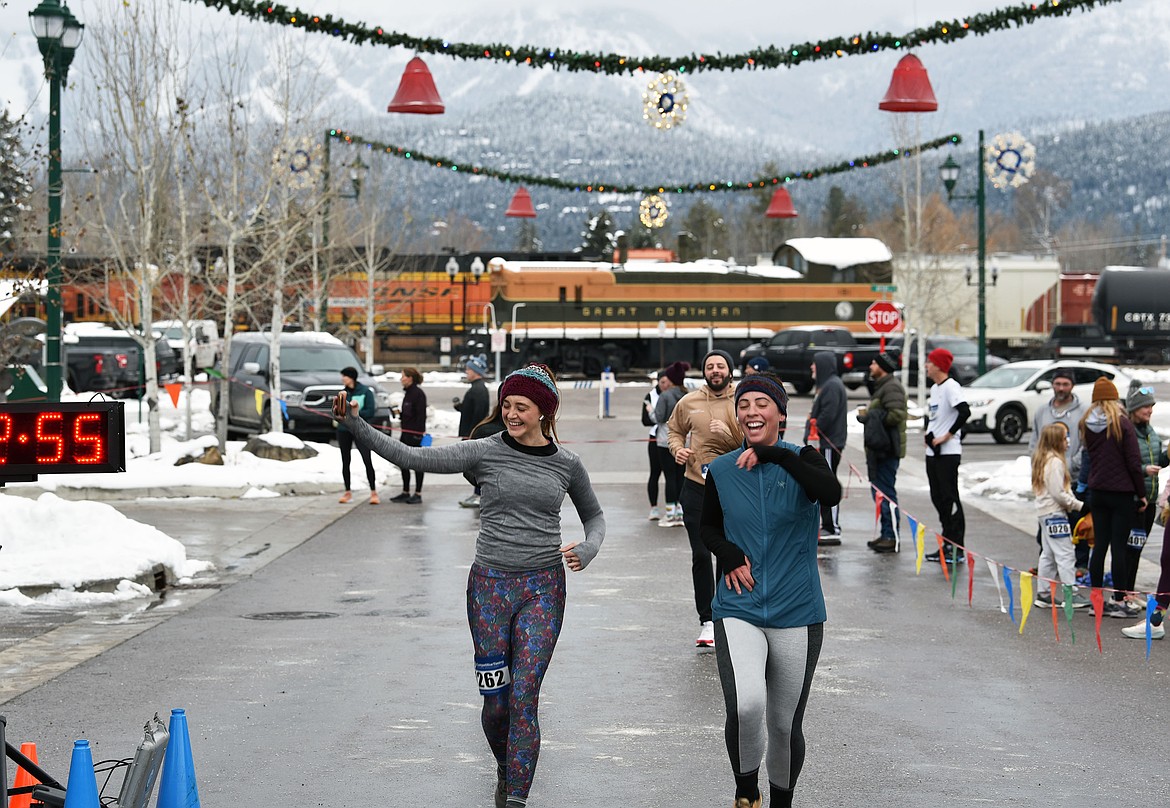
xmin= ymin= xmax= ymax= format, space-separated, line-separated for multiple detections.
xmin=73 ymin=0 xmax=194 ymax=453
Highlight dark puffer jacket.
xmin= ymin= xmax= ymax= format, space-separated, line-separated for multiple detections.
xmin=1083 ymin=407 xmax=1144 ymax=497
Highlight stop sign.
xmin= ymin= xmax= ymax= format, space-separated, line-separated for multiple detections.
xmin=865 ymin=301 xmax=902 ymax=334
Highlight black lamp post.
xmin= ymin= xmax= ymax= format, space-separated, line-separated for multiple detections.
xmin=30 ymin=0 xmax=84 ymax=402
xmin=939 ymin=130 xmax=988 ymax=375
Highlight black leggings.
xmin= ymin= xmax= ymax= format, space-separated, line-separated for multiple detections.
xmin=646 ymin=438 xmax=662 ymax=506
xmin=925 ymin=454 xmax=965 ymax=548
xmin=338 ymin=429 xmax=376 ymax=491
xmin=658 ymin=445 xmax=684 ymax=505
xmin=1089 ymin=489 xmax=1139 ymax=600
xmin=399 ymin=434 xmax=425 ymax=492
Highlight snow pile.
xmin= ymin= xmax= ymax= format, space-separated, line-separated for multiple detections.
xmin=962 ymin=456 xmax=1034 ymax=502
xmin=0 ymin=492 xmax=212 ymax=596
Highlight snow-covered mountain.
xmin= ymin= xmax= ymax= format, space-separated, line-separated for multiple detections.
xmin=4 ymin=0 xmax=1170 ymax=250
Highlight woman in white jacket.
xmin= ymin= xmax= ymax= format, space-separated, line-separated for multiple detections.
xmin=1031 ymin=423 xmax=1090 ymax=609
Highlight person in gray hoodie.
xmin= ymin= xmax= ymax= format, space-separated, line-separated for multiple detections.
xmin=804 ymin=351 xmax=848 ymax=543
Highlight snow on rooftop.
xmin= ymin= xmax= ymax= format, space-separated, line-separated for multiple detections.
xmin=785 ymin=237 xmax=893 ymax=269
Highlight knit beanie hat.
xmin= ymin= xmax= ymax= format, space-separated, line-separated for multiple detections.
xmin=734 ymin=372 xmax=789 ymax=416
xmin=465 ymin=355 xmax=489 ymax=377
xmin=875 ymin=352 xmax=898 ymax=374
xmin=499 ymin=363 xmax=559 ymax=416
xmin=746 ymin=356 xmax=770 ymax=372
xmin=1091 ymin=376 xmax=1119 ymax=403
xmin=340 ymin=366 xmax=360 ymax=381
xmin=702 ymin=349 xmax=735 ymax=371
xmin=664 ymin=361 xmax=690 ymax=386
xmin=1125 ymin=385 xmax=1155 ymax=411
xmin=927 ymin=348 xmax=953 ymax=374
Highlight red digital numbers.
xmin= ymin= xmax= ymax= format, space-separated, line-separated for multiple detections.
xmin=0 ymin=403 xmax=124 ymax=476
xmin=35 ymin=411 xmax=65 ymax=463
xmin=0 ymin=413 xmax=11 ymax=465
xmin=73 ymin=413 xmax=104 ymax=464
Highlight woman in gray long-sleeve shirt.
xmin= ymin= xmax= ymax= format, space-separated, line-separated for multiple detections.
xmin=335 ymin=363 xmax=604 ymax=808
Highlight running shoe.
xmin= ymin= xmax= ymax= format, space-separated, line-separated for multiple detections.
xmin=1122 ymin=619 xmax=1165 ymax=640
xmin=368 ymin=491 xmax=380 ymax=505
xmin=648 ymin=506 xmax=661 ymax=522
xmin=696 ymin=621 xmax=715 ymax=648
xmin=1034 ymin=592 xmax=1053 ymax=609
xmin=338 ymin=491 xmax=352 ymax=504
xmin=390 ymin=492 xmax=411 ymax=503
xmin=1103 ymin=601 xmax=1129 ymax=619
xmin=734 ymin=798 xmax=762 ymax=808
xmin=406 ymin=493 xmax=422 ymax=504
xmin=460 ymin=494 xmax=481 ymax=508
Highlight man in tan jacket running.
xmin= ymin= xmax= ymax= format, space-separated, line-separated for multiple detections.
xmin=667 ymin=349 xmax=743 ymax=648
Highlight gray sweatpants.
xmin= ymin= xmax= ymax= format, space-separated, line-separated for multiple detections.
xmin=714 ymin=618 xmax=823 ymax=790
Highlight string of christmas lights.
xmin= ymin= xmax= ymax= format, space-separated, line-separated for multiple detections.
xmin=326 ymin=129 xmax=961 ymax=194
xmin=185 ymin=0 xmax=1123 ymax=75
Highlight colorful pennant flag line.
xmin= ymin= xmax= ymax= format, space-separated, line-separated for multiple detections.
xmin=828 ymin=432 xmax=1165 ymax=658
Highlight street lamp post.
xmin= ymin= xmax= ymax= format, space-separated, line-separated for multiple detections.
xmin=30 ymin=0 xmax=84 ymax=403
xmin=939 ymin=129 xmax=988 ymax=375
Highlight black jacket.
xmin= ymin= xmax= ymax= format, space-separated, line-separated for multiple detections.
xmin=456 ymin=378 xmax=490 ymax=438
xmin=399 ymin=384 xmax=427 ymax=439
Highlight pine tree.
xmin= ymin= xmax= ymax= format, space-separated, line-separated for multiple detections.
xmin=577 ymin=210 xmax=615 ymax=258
xmin=0 ymin=109 xmax=32 ymax=253
xmin=822 ymin=185 xmax=867 ymax=238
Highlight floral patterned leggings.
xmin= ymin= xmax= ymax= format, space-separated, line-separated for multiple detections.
xmin=467 ymin=563 xmax=566 ymax=802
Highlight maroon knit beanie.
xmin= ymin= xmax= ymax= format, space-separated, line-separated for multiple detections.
xmin=499 ymin=363 xmax=559 ymax=416
xmin=664 ymin=361 xmax=689 ymax=386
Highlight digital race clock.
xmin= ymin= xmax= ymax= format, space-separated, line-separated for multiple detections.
xmin=0 ymin=401 xmax=126 ymax=476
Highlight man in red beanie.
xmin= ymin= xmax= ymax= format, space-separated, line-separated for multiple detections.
xmin=923 ymin=348 xmax=971 ymax=564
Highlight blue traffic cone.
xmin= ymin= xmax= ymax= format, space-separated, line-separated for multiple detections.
xmin=62 ymin=740 xmax=100 ymax=808
xmin=156 ymin=709 xmax=200 ymax=808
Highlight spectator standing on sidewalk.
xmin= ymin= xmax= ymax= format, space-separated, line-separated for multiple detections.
xmin=1031 ymin=423 xmax=1090 ymax=609
xmin=922 ymin=349 xmax=970 ymax=564
xmin=668 ymin=349 xmax=742 ymax=649
xmin=336 ymin=366 xmax=379 ymax=505
xmin=804 ymin=352 xmax=847 ymax=545
xmin=334 ymin=363 xmax=605 ymax=808
xmin=391 ymin=367 xmax=428 ymax=504
xmin=1118 ymin=386 xmax=1166 ymax=608
xmin=642 ymin=375 xmax=664 ymax=521
xmin=857 ymin=352 xmax=906 ymax=554
xmin=456 ymin=355 xmax=491 ymax=507
xmin=1029 ymin=368 xmax=1089 ymax=570
xmin=1081 ymin=376 xmax=1147 ymax=618
xmin=700 ymin=372 xmax=840 ymax=808
xmin=655 ymin=361 xmax=690 ymax=528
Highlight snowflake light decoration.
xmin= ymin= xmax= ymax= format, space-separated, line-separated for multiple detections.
xmin=639 ymin=195 xmax=669 ymax=228
xmin=272 ymin=136 xmax=324 ymax=191
xmin=984 ymin=131 xmax=1035 ymax=190
xmin=642 ymin=72 xmax=688 ymax=130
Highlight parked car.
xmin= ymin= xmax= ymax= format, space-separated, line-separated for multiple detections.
xmin=64 ymin=324 xmax=180 ymax=397
xmin=153 ymin=319 xmax=222 ymax=371
xmin=962 ymin=359 xmax=1132 ymax=444
xmin=214 ymin=331 xmax=391 ymax=437
xmin=738 ymin=325 xmax=881 ymax=394
xmin=884 ymin=334 xmax=1008 ymax=386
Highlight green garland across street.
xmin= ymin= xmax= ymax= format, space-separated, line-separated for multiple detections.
xmin=326 ymin=129 xmax=962 ymax=194
xmin=185 ymin=0 xmax=1124 ymax=74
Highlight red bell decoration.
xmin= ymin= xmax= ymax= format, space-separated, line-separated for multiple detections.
xmin=878 ymin=54 xmax=938 ymax=112
xmin=765 ymin=187 xmax=798 ymax=219
xmin=505 ymin=187 xmax=537 ymax=218
xmin=388 ymin=56 xmax=444 ymax=114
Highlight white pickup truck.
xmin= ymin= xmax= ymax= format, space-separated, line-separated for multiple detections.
xmin=153 ymin=320 xmax=222 ymax=371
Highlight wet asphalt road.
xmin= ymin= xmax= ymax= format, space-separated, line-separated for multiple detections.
xmin=2 ymin=382 xmax=1168 ymax=806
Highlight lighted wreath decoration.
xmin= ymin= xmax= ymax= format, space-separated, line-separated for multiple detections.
xmin=272 ymin=136 xmax=324 ymax=190
xmin=984 ymin=131 xmax=1035 ymax=190
xmin=639 ymin=194 xmax=669 ymax=228
xmin=642 ymin=72 xmax=688 ymax=130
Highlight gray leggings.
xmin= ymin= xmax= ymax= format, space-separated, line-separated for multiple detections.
xmin=714 ymin=618 xmax=823 ymax=791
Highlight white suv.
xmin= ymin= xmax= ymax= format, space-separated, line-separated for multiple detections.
xmin=962 ymin=360 xmax=1132 ymax=444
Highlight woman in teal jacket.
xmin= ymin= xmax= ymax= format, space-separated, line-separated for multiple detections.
xmin=701 ymin=372 xmax=841 ymax=808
